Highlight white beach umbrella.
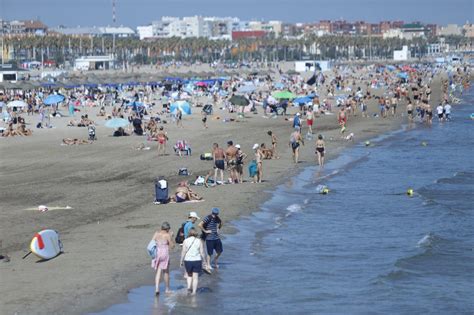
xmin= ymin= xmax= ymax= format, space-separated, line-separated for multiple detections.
xmin=7 ymin=100 xmax=28 ymax=108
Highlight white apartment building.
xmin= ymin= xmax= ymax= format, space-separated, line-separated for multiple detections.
xmin=437 ymin=24 xmax=463 ymax=36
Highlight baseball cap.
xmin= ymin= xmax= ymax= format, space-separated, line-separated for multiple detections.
xmin=211 ymin=207 xmax=220 ymax=215
xmin=296 ymin=112 xmax=301 ymax=116
xmin=235 ymin=144 xmax=241 ymax=149
xmin=252 ymin=143 xmax=259 ymax=150
xmin=189 ymin=211 xmax=200 ymax=219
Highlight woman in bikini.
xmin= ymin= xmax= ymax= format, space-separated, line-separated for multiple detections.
xmin=315 ymin=134 xmax=325 ymax=168
xmin=157 ymin=126 xmax=168 ymax=156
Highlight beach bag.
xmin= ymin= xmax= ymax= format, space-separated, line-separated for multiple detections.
xmin=175 ymin=222 xmax=187 ymax=244
xmin=200 ymin=153 xmax=213 ymax=160
xmin=154 ymin=178 xmax=169 ymax=204
xmin=178 ymin=168 xmax=189 ymax=176
xmin=147 ymin=239 xmax=157 ymax=259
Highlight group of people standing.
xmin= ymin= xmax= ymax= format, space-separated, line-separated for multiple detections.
xmin=150 ymin=208 xmax=223 ymax=296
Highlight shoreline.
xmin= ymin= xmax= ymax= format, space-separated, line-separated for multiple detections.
xmin=0 ymin=70 xmax=461 ymax=314
xmin=88 ymin=117 xmax=409 ymax=315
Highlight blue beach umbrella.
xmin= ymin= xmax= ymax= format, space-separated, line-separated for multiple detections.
xmin=293 ymin=96 xmax=313 ymax=105
xmin=170 ymin=101 xmax=191 ymax=115
xmin=43 ymin=94 xmax=65 ymax=105
xmin=105 ymin=118 xmax=129 ymax=128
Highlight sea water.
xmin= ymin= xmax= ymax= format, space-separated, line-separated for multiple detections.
xmin=92 ymin=89 xmax=474 ymax=315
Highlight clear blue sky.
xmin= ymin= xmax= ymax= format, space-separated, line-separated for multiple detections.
xmin=0 ymin=0 xmax=472 ymax=27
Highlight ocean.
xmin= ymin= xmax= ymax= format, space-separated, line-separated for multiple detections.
xmin=92 ymin=88 xmax=474 ymax=315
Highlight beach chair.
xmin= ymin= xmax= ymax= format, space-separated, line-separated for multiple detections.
xmin=174 ymin=140 xmax=192 ymax=156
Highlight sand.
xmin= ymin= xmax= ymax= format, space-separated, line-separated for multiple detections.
xmin=0 ymin=67 xmax=447 ymax=314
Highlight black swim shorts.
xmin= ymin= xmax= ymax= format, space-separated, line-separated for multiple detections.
xmin=214 ymin=160 xmax=225 ymax=170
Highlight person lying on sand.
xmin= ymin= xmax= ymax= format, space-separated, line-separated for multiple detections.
xmin=16 ymin=123 xmax=33 ymax=136
xmin=2 ymin=122 xmax=19 ymax=137
xmin=171 ymin=181 xmax=203 ymax=203
xmin=62 ymin=138 xmax=92 ymax=145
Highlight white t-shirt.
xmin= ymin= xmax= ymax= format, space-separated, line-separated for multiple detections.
xmin=436 ymin=106 xmax=444 ymax=114
xmin=182 ymin=236 xmax=202 ymax=261
xmin=444 ymin=104 xmax=451 ymax=114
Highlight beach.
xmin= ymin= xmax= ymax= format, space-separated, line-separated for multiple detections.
xmin=0 ymin=65 xmax=466 ymax=314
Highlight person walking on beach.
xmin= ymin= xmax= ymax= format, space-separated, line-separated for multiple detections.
xmin=180 ymin=227 xmax=206 ymax=295
xmin=338 ymin=107 xmax=347 ymax=134
xmin=306 ymin=107 xmax=314 ymax=134
xmin=176 ymin=108 xmax=183 ymax=128
xmin=293 ymin=112 xmax=302 ymax=132
xmin=151 ymin=222 xmax=175 ymax=296
xmin=267 ymin=130 xmax=279 ymax=159
xmin=235 ymin=144 xmax=247 ymax=184
xmin=289 ymin=129 xmax=304 ymax=164
xmin=226 ymin=141 xmax=238 ymax=183
xmin=199 ymin=208 xmax=223 ymax=269
xmin=253 ymin=143 xmax=264 ymax=183
xmin=407 ymin=99 xmax=414 ymax=122
xmin=157 ymin=126 xmax=168 ymax=156
xmin=212 ymin=143 xmax=226 ymax=185
xmin=201 ymin=110 xmax=208 ymax=129
xmin=315 ymin=134 xmax=325 ymax=168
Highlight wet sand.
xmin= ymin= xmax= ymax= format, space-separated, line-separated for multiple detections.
xmin=0 ymin=70 xmax=446 ymax=314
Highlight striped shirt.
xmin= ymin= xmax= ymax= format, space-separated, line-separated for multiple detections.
xmin=202 ymin=215 xmax=221 ymax=241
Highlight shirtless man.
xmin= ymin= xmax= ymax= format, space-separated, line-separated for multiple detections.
xmin=225 ymin=141 xmax=238 ymax=183
xmin=213 ymin=143 xmax=226 ymax=185
xmin=406 ymin=99 xmax=414 ymax=122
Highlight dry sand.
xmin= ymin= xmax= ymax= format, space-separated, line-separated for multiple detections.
xmin=0 ymin=69 xmax=445 ymax=315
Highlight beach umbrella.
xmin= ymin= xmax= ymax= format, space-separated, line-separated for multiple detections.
xmin=105 ymin=118 xmax=129 ymax=128
xmin=273 ymin=91 xmax=296 ymax=100
xmin=273 ymin=82 xmax=285 ymax=89
xmin=195 ymin=81 xmax=208 ymax=87
xmin=293 ymin=96 xmax=313 ymax=105
xmin=170 ymin=101 xmax=192 ymax=115
xmin=237 ymin=85 xmax=257 ymax=93
xmin=397 ymin=72 xmax=409 ymax=80
xmin=43 ymin=94 xmax=65 ymax=105
xmin=229 ymin=95 xmax=250 ymax=106
xmin=7 ymin=100 xmax=28 ymax=108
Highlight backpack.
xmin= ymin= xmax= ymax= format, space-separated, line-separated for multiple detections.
xmin=175 ymin=222 xmax=187 ymax=244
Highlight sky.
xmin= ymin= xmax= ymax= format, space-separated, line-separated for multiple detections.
xmin=0 ymin=0 xmax=472 ymax=27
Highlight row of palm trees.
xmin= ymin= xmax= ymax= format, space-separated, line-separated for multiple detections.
xmin=2 ymin=34 xmax=471 ymax=65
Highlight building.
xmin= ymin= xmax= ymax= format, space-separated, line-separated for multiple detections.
xmin=438 ymin=24 xmax=463 ymax=36
xmin=464 ymin=23 xmax=474 ymax=37
xmin=51 ymin=26 xmax=135 ymax=37
xmin=383 ymin=29 xmax=403 ymax=39
xmin=0 ymin=19 xmax=47 ymax=35
xmin=232 ymin=30 xmax=266 ymax=40
xmin=74 ymin=55 xmax=115 ymax=71
xmin=0 ymin=64 xmax=26 ymax=82
xmin=400 ymin=24 xmax=427 ymax=40
xmin=393 ymin=45 xmax=409 ymax=61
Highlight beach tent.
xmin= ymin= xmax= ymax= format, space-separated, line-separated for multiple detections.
xmin=170 ymin=101 xmax=191 ymax=115
xmin=273 ymin=82 xmax=285 ymax=89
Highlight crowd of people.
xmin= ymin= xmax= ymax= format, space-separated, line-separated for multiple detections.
xmin=1 ymin=60 xmax=471 ymax=297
